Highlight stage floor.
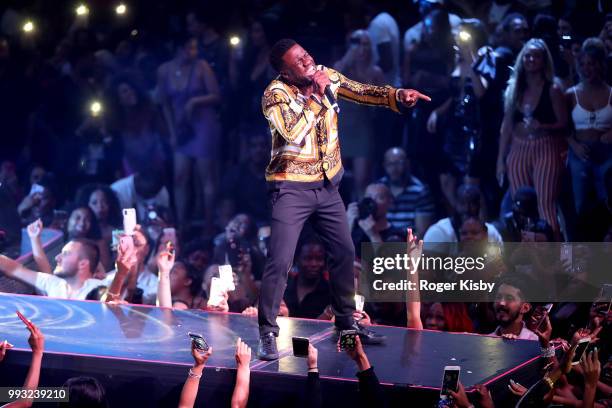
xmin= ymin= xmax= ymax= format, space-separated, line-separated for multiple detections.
xmin=0 ymin=292 xmax=540 ymax=392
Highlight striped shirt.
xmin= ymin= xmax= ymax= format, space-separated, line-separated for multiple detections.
xmin=379 ymin=176 xmax=435 ymax=230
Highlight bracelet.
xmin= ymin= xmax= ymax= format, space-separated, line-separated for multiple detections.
xmin=188 ymin=368 xmax=202 ymax=379
xmin=542 ymin=376 xmax=554 ymax=389
xmin=540 ymin=346 xmax=555 ymax=358
xmin=308 ymin=366 xmax=318 ymax=371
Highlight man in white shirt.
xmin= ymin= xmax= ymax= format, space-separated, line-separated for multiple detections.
xmin=490 ymin=277 xmax=538 ymax=341
xmin=424 ymin=185 xmax=503 ymax=253
xmin=0 ymin=239 xmax=104 ymax=300
xmin=111 ymin=171 xmax=170 ymax=222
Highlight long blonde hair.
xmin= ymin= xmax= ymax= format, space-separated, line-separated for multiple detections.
xmin=504 ymin=38 xmax=555 ymax=114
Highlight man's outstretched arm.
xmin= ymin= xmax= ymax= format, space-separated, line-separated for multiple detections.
xmin=335 ymin=69 xmax=430 ymax=111
xmin=0 ymin=255 xmax=40 ymax=287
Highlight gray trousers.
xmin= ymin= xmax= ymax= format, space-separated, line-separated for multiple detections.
xmin=258 ymin=183 xmax=356 ymax=336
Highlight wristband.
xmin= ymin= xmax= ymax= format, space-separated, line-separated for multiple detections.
xmin=188 ymin=368 xmax=202 ymax=379
xmin=308 ymin=366 xmax=318 ymax=370
xmin=540 ymin=346 xmax=555 ymax=358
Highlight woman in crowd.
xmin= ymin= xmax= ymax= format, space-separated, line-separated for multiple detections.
xmin=497 ymin=38 xmax=568 ymax=238
xmin=75 ymin=183 xmax=122 ymax=247
xmin=403 ymin=9 xmax=455 ymax=205
xmin=107 ymin=74 xmax=168 ymax=176
xmin=230 ymin=19 xmax=276 ymax=141
xmin=168 ymin=260 xmax=206 ymax=310
xmin=334 ymin=29 xmax=385 ymax=199
xmin=65 ymin=206 xmax=111 ymax=271
xmin=157 ymin=33 xmax=221 ymax=227
xmin=426 ymin=19 xmax=489 ymax=210
xmin=422 ymin=302 xmax=474 ymax=333
xmin=566 ymin=38 xmax=612 ymax=229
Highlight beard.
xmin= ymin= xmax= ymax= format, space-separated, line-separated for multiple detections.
xmin=495 ymin=305 xmax=521 ymax=326
xmin=54 ymin=266 xmax=76 ymax=279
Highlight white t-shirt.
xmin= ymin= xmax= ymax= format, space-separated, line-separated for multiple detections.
xmin=368 ymin=12 xmax=401 ymax=87
xmin=490 ymin=322 xmax=539 ymax=341
xmin=423 ymin=217 xmax=503 ymax=254
xmin=103 ymin=269 xmax=159 ymax=305
xmin=403 ymin=13 xmax=462 ymax=52
xmin=34 ymin=274 xmax=105 ymax=300
xmin=111 ymin=175 xmax=170 ymax=221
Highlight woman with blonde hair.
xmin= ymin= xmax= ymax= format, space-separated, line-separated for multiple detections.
xmin=497 ymin=38 xmax=568 ymax=238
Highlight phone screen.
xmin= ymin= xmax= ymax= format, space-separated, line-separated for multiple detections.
xmin=188 ymin=332 xmax=209 ymax=351
xmin=441 ymin=367 xmax=460 ymax=396
xmin=292 ymin=337 xmax=309 ymax=357
xmin=339 ymin=330 xmax=357 ymax=350
xmin=572 ymin=339 xmax=590 ymax=364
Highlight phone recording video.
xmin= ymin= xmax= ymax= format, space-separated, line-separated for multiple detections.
xmin=188 ymin=332 xmax=209 ymax=352
xmin=572 ymin=338 xmax=591 ymax=365
xmin=292 ymin=337 xmax=309 ymax=358
xmin=339 ymin=330 xmax=357 ymax=350
xmin=441 ymin=366 xmax=460 ymax=397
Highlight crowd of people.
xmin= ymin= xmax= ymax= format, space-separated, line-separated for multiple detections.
xmin=0 ymin=0 xmax=611 ymax=406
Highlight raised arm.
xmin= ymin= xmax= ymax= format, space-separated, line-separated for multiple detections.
xmin=0 ymin=255 xmax=40 ymax=287
xmin=262 ymin=87 xmax=327 ymax=145
xmin=231 ymin=338 xmax=251 ymax=408
xmin=4 ymin=314 xmax=45 ymax=408
xmin=26 ymin=219 xmax=52 ymax=274
xmin=178 ymin=341 xmax=212 ymax=408
xmin=156 ymin=249 xmax=175 ymax=308
xmin=406 ymin=229 xmax=423 ymax=330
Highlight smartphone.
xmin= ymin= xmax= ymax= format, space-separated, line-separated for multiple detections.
xmin=355 ymin=294 xmax=365 ymax=313
xmin=218 ymin=265 xmax=235 ymax=291
xmin=188 ymin=332 xmax=209 ymax=352
xmin=29 ymin=183 xmax=44 ymax=196
xmin=292 ymin=336 xmax=309 ymax=358
xmin=16 ymin=310 xmax=29 ymax=325
xmin=572 ymin=337 xmax=591 ymax=365
xmin=208 ymin=277 xmax=225 ymax=307
xmin=339 ymin=329 xmax=358 ymax=350
xmin=535 ymin=303 xmax=554 ymax=331
xmin=441 ymin=366 xmax=461 ymax=398
xmin=163 ymin=228 xmax=177 ymax=245
xmin=122 ymin=208 xmax=137 ymax=236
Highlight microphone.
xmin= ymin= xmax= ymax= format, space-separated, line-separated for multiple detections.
xmin=316 ymin=67 xmax=339 ymax=113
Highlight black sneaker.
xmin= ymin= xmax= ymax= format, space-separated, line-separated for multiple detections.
xmin=332 ymin=322 xmax=386 ymax=345
xmin=258 ymin=332 xmax=279 ymax=360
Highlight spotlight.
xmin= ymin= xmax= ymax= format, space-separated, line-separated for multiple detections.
xmin=89 ymin=100 xmax=103 ymax=117
xmin=229 ymin=36 xmax=241 ymax=47
xmin=75 ymin=4 xmax=89 ymax=16
xmin=115 ymin=4 xmax=127 ymax=15
xmin=22 ymin=20 xmax=35 ymax=33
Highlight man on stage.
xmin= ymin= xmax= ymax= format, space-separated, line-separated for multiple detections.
xmin=258 ymin=38 xmax=430 ymax=360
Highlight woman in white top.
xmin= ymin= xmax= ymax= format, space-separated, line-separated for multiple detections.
xmin=566 ymin=38 xmax=612 ymax=216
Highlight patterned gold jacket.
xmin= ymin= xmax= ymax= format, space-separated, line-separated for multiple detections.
xmin=262 ymin=65 xmax=401 ymax=189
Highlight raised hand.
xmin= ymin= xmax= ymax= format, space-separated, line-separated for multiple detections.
xmin=235 ymin=338 xmax=251 ymax=369
xmin=508 ymin=379 xmax=527 ymax=396
xmin=156 ymin=248 xmax=175 ymax=274
xmin=26 ymin=219 xmax=43 ymax=239
xmin=191 ymin=340 xmax=212 ymax=368
xmin=0 ymin=340 xmax=14 ymax=362
xmin=448 ymin=382 xmax=471 ymax=408
xmin=581 ymin=348 xmax=600 ymax=387
xmin=17 ymin=312 xmax=44 ymax=355
xmin=307 ymin=344 xmax=318 ymax=370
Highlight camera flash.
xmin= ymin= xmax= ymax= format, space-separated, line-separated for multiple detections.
xmin=458 ymin=30 xmax=471 ymax=42
xmin=229 ymin=36 xmax=241 ymax=47
xmin=116 ymin=4 xmax=127 ymax=15
xmin=75 ymin=4 xmax=89 ymax=16
xmin=90 ymin=101 xmax=103 ymax=117
xmin=22 ymin=21 xmax=35 ymax=33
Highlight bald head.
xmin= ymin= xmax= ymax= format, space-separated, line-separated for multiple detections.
xmin=383 ymin=147 xmax=410 ymax=182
